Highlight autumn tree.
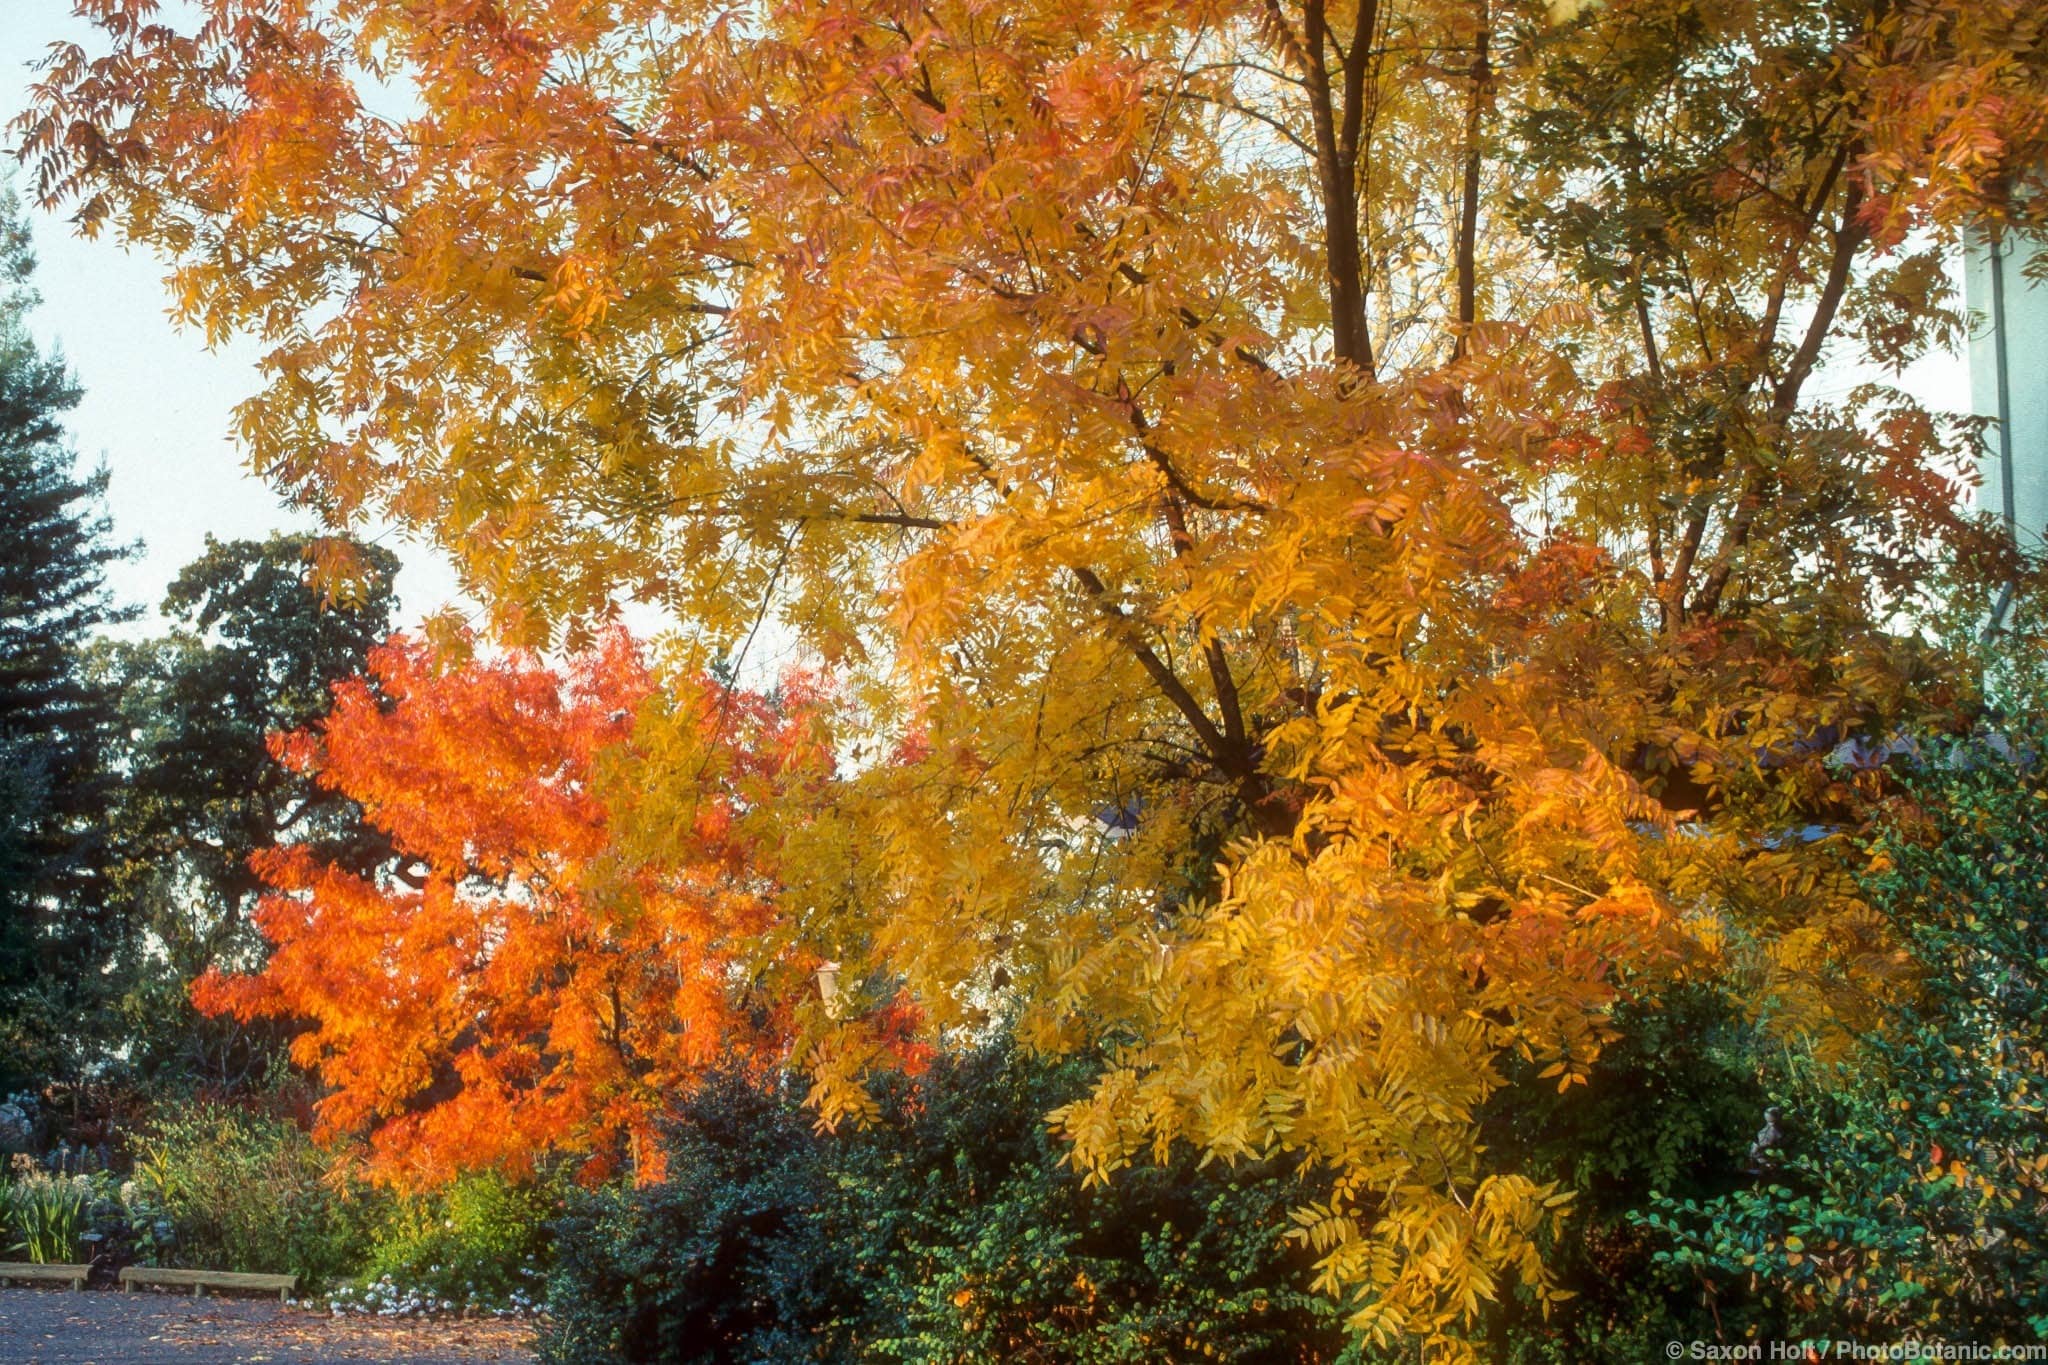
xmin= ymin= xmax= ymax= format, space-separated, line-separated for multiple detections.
xmin=24 ymin=0 xmax=2048 ymax=1347
xmin=194 ymin=629 xmax=827 ymax=1186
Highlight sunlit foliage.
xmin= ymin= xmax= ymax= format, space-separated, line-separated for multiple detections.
xmin=195 ymin=631 xmax=828 ymax=1186
xmin=24 ymin=0 xmax=2048 ymax=1348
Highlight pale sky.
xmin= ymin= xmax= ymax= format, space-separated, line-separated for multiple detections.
xmin=1 ymin=0 xmax=465 ymax=633
xmin=1 ymin=0 xmax=1977 ymax=639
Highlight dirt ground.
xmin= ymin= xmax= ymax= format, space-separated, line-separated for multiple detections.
xmin=0 ymin=1286 xmax=536 ymax=1365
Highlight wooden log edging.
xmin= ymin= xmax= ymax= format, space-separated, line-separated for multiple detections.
xmin=119 ymin=1266 xmax=297 ymax=1300
xmin=0 ymin=1261 xmax=89 ymax=1291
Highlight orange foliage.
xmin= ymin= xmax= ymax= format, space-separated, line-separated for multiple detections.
xmin=195 ymin=630 xmax=821 ymax=1186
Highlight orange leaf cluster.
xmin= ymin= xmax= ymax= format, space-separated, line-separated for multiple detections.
xmin=195 ymin=630 xmax=813 ymax=1186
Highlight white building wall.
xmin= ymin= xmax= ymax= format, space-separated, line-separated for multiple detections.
xmin=1966 ymin=233 xmax=2048 ymax=553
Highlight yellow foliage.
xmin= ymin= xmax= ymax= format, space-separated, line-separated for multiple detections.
xmin=23 ymin=0 xmax=2042 ymax=1348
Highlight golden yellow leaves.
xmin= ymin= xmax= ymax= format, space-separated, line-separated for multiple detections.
xmin=1045 ymin=761 xmax=1679 ymax=1344
xmin=27 ymin=0 xmax=2028 ymax=1350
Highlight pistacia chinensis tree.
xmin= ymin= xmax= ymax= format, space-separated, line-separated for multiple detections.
xmin=22 ymin=0 xmax=2048 ymax=1349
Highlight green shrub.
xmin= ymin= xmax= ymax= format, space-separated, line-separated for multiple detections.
xmin=540 ymin=1043 xmax=1354 ymax=1364
xmin=1468 ymin=982 xmax=1772 ymax=1360
xmin=362 ymin=1170 xmax=558 ymax=1311
xmin=1638 ymin=744 xmax=2048 ymax=1340
xmin=132 ymin=1100 xmax=384 ymax=1286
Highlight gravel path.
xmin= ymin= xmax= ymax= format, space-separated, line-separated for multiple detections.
xmin=0 ymin=1287 xmax=535 ymax=1365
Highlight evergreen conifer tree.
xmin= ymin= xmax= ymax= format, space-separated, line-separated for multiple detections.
xmin=0 ymin=184 xmax=133 ymax=1085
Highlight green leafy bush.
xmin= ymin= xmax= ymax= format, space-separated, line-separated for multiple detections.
xmin=540 ymin=1043 xmax=1354 ymax=1364
xmin=131 ymin=1100 xmax=384 ymax=1286
xmin=1639 ymin=743 xmax=2048 ymax=1340
xmin=362 ymin=1170 xmax=558 ymax=1311
xmin=1466 ymin=982 xmax=1771 ymax=1360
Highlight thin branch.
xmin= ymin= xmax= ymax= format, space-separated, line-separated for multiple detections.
xmin=1068 ymin=565 xmax=1237 ymax=767
xmin=1689 ymin=180 xmax=1868 ymax=619
xmin=1451 ymin=1 xmax=1491 ymax=360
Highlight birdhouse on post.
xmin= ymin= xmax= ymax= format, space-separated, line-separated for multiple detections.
xmin=815 ymin=960 xmax=844 ymax=1019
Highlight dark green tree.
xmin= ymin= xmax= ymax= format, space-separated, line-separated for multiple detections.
xmin=97 ymin=532 xmax=399 ymax=1084
xmin=0 ymin=184 xmax=133 ymax=1087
